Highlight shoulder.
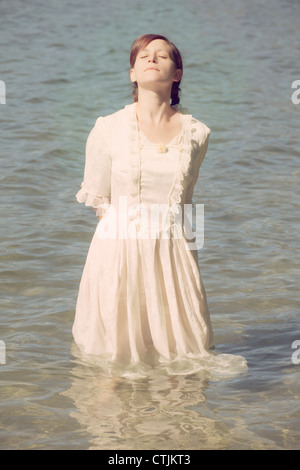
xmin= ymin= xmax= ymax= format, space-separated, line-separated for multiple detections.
xmin=190 ymin=116 xmax=210 ymax=145
xmin=97 ymin=104 xmax=132 ymax=127
xmin=191 ymin=117 xmax=210 ymax=137
xmin=177 ymin=106 xmax=210 ymax=143
xmin=90 ymin=106 xmax=129 ymax=139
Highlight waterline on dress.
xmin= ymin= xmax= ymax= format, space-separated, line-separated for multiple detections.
xmin=71 ymin=342 xmax=247 ymax=381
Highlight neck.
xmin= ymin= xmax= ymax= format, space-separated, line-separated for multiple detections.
xmin=135 ymin=89 xmax=175 ymax=125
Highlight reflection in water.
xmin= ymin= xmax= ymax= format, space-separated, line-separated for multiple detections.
xmin=62 ymin=344 xmax=248 ymax=450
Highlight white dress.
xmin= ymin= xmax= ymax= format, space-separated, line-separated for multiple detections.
xmin=73 ymin=103 xmax=215 ymax=366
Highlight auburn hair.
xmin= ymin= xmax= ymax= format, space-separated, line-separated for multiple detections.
xmin=129 ymin=34 xmax=183 ymax=106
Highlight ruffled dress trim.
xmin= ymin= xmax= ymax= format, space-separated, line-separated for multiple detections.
xmin=125 ymin=103 xmax=142 ymax=211
xmin=75 ymin=182 xmax=110 ymax=217
xmin=168 ymin=111 xmax=193 ymax=209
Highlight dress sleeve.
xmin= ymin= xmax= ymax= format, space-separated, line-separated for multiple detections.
xmin=75 ymin=117 xmax=111 ymax=217
xmin=185 ymin=124 xmax=210 ymax=206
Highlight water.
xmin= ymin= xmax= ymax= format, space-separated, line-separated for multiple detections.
xmin=1 ymin=0 xmax=299 ymax=450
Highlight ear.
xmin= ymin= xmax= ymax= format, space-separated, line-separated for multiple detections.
xmin=173 ymin=69 xmax=182 ymax=83
xmin=130 ymin=68 xmax=136 ymax=83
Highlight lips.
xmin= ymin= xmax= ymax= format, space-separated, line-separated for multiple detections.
xmin=145 ymin=67 xmax=159 ymax=71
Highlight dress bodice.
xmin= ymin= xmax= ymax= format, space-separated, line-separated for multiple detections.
xmin=76 ymin=102 xmax=211 ymax=220
xmin=138 ymin=129 xmax=182 ymax=207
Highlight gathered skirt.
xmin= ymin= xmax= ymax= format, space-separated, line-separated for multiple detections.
xmin=72 ymin=226 xmax=214 ymax=363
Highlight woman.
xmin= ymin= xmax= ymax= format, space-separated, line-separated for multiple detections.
xmin=73 ymin=34 xmax=214 ymax=365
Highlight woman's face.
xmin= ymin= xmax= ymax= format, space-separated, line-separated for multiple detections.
xmin=130 ymin=39 xmax=182 ymax=90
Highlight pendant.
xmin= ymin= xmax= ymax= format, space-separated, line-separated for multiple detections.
xmin=157 ymin=143 xmax=168 ymax=154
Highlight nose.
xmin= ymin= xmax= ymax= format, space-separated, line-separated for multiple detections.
xmin=148 ymin=53 xmax=157 ymax=63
